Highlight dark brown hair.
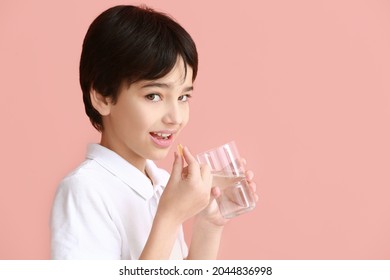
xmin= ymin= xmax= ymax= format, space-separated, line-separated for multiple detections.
xmin=80 ymin=5 xmax=198 ymax=131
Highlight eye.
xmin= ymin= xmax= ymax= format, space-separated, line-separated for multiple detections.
xmin=178 ymin=94 xmax=192 ymax=102
xmin=145 ymin=94 xmax=161 ymax=102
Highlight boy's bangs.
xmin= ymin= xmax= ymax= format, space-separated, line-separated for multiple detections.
xmin=125 ymin=16 xmax=196 ymax=84
xmin=127 ymin=39 xmax=192 ymax=84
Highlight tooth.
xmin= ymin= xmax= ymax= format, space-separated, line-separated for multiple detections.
xmin=153 ymin=132 xmax=171 ymax=138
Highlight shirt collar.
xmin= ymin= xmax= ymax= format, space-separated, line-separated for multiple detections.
xmin=86 ymin=143 xmax=166 ymax=200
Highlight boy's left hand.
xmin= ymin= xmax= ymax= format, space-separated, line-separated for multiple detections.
xmin=195 ymin=163 xmax=258 ymax=227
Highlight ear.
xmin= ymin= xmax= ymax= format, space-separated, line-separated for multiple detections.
xmin=90 ymin=89 xmax=112 ymax=116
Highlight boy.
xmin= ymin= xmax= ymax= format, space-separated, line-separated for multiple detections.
xmin=51 ymin=5 xmax=256 ymax=259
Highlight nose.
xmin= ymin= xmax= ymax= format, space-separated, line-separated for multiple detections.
xmin=162 ymin=101 xmax=184 ymax=125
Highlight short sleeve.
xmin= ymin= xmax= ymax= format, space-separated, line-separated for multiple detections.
xmin=50 ymin=175 xmax=121 ymax=259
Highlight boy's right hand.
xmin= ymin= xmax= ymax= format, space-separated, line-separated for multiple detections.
xmin=157 ymin=146 xmax=212 ymax=225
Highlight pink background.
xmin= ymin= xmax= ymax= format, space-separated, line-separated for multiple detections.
xmin=1 ymin=0 xmax=389 ymax=259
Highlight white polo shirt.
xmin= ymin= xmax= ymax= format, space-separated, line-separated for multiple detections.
xmin=51 ymin=143 xmax=188 ymax=259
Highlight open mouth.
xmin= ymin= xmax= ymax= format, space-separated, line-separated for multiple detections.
xmin=149 ymin=131 xmax=174 ymax=148
xmin=149 ymin=132 xmax=173 ymax=140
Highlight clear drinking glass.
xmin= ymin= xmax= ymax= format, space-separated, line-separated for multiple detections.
xmin=196 ymin=141 xmax=256 ymax=219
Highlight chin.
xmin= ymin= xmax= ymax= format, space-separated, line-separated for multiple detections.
xmin=149 ymin=149 xmax=171 ymax=161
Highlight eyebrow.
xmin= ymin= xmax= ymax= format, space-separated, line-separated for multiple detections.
xmin=141 ymin=82 xmax=194 ymax=92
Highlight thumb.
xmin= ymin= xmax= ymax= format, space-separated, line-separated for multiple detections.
xmin=170 ymin=152 xmax=183 ymax=182
xmin=211 ymin=186 xmax=221 ymax=199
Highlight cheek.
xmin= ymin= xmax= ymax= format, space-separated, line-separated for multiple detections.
xmin=182 ymin=106 xmax=190 ymax=126
xmin=113 ymin=103 xmax=150 ymax=132
xmin=131 ymin=108 xmax=155 ymax=130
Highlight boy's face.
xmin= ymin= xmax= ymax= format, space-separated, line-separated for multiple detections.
xmin=100 ymin=57 xmax=193 ymax=168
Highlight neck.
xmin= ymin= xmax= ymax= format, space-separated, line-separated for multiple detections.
xmin=100 ymin=135 xmax=147 ymax=175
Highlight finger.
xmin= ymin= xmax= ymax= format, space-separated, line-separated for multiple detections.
xmin=246 ymin=170 xmax=254 ymax=181
xmin=182 ymin=146 xmax=200 ymax=179
xmin=211 ymin=186 xmax=221 ymax=198
xmin=247 ymin=181 xmax=259 ymax=202
xmin=200 ymin=163 xmax=212 ymax=185
xmin=170 ymin=151 xmax=183 ymax=181
xmin=182 ymin=146 xmax=197 ymax=165
xmin=248 ymin=181 xmax=257 ymax=192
